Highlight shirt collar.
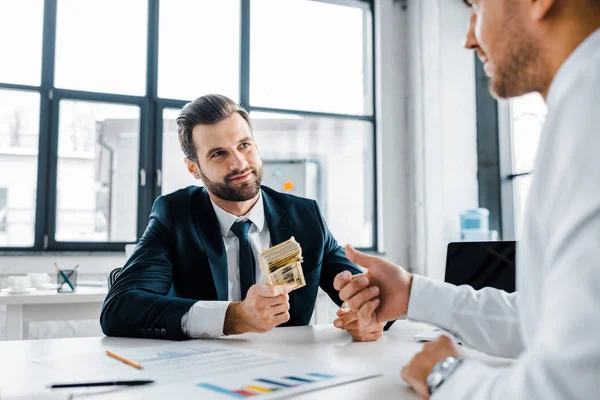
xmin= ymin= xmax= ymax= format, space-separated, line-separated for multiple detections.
xmin=547 ymin=27 xmax=600 ymax=109
xmin=210 ymin=191 xmax=266 ymax=237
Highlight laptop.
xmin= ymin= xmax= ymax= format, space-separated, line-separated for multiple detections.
xmin=413 ymin=241 xmax=517 ymax=344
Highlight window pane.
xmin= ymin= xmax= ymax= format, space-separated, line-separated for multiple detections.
xmin=253 ymin=112 xmax=373 ymax=247
xmin=55 ymin=0 xmax=148 ymax=95
xmin=510 ymin=93 xmax=547 ymax=173
xmin=251 ymin=0 xmax=372 ymax=115
xmin=158 ymin=0 xmax=240 ymax=101
xmin=56 ymin=100 xmax=140 ymax=242
xmin=161 ymin=108 xmax=203 ymax=195
xmin=0 ymin=0 xmax=44 ymax=86
xmin=0 ymin=90 xmax=40 ymax=247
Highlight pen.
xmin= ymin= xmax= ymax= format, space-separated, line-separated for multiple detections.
xmin=49 ymin=380 xmax=154 ymax=389
xmin=106 ymin=350 xmax=144 ymax=370
xmin=54 ymin=263 xmax=75 ymax=291
xmin=63 ymin=264 xmax=79 ymax=283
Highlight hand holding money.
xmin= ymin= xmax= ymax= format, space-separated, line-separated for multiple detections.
xmin=224 ymin=283 xmax=293 ymax=335
xmin=259 ymin=237 xmax=306 ymax=290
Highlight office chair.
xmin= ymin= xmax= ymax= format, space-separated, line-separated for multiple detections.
xmin=107 ymin=267 xmax=122 ymax=290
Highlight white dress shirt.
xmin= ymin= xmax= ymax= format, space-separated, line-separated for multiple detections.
xmin=408 ymin=28 xmax=600 ymax=399
xmin=181 ymin=191 xmax=271 ymax=339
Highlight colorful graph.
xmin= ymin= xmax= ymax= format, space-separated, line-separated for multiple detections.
xmin=197 ymin=373 xmax=335 ymax=398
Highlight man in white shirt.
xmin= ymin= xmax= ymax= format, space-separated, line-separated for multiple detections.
xmin=101 ymin=94 xmax=384 ymax=343
xmin=334 ymin=0 xmax=600 ymax=398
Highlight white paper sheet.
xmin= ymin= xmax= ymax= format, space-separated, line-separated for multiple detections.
xmin=33 ymin=341 xmax=380 ymax=399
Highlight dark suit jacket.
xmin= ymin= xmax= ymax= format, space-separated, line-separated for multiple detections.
xmin=100 ymin=186 xmax=361 ymax=340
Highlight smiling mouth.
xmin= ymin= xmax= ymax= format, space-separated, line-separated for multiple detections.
xmin=229 ymin=171 xmax=254 ymax=182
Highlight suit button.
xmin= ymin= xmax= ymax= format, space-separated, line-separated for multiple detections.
xmin=141 ymin=329 xmax=147 ymax=337
xmin=161 ymin=328 xmax=167 ymax=336
xmin=155 ymin=328 xmax=161 ymax=336
xmin=148 ymin=328 xmax=154 ymax=336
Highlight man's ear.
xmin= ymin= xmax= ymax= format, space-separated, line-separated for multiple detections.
xmin=184 ymin=157 xmax=202 ymax=180
xmin=530 ymin=0 xmax=555 ymax=21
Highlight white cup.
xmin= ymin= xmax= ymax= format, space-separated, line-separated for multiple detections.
xmin=28 ymin=272 xmax=51 ymax=289
xmin=7 ymin=276 xmax=31 ymax=292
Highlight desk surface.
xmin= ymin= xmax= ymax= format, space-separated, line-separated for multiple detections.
xmin=0 ymin=286 xmax=107 ymax=305
xmin=0 ymin=321 xmax=512 ymax=399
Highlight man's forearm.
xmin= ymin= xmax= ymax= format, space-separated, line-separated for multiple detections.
xmin=223 ymin=302 xmax=250 ymax=335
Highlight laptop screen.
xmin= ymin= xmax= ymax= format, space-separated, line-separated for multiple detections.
xmin=444 ymin=241 xmax=516 ymax=293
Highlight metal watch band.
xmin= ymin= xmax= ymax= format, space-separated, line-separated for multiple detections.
xmin=426 ymin=356 xmax=464 ymax=395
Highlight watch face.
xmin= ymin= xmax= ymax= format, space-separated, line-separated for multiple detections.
xmin=427 ymin=372 xmax=443 ymax=388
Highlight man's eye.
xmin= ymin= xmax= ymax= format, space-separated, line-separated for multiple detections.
xmin=211 ymin=151 xmax=224 ymax=158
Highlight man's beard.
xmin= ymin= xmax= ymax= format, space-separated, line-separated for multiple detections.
xmin=199 ymin=165 xmax=263 ymax=202
xmin=488 ymin=9 xmax=545 ymax=99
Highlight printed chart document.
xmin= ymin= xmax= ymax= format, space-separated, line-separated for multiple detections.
xmin=33 ymin=341 xmax=380 ymax=399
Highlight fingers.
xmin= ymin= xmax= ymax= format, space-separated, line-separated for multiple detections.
xmin=338 ymin=275 xmax=370 ymax=302
xmin=333 ymin=310 xmax=359 ymax=329
xmin=253 ymin=283 xmax=293 ymax=297
xmin=333 ymin=271 xmax=353 ymax=291
xmin=357 ymin=298 xmax=380 ymax=322
xmin=346 ymin=322 xmax=385 ymax=342
xmin=263 ymin=293 xmax=289 ymax=307
xmin=348 ymin=329 xmax=383 ymax=342
xmin=273 ymin=311 xmax=290 ymax=325
xmin=345 ymin=285 xmax=379 ymax=311
xmin=344 ymin=245 xmax=376 ymax=269
xmin=271 ymin=301 xmax=291 ymax=315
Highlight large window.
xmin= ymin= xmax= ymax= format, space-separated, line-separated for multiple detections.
xmin=0 ymin=0 xmax=376 ymax=251
xmin=508 ymin=93 xmax=546 ymax=238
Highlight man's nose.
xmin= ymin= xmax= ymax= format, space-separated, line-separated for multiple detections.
xmin=230 ymin=150 xmax=249 ymax=171
xmin=463 ymin=12 xmax=478 ymax=50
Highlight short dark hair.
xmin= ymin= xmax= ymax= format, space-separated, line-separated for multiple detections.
xmin=176 ymin=94 xmax=252 ymax=163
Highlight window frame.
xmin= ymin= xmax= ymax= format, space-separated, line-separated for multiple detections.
xmin=475 ymin=54 xmax=532 ymax=241
xmin=0 ymin=0 xmax=378 ymax=252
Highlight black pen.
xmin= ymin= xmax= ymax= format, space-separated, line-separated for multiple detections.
xmin=49 ymin=380 xmax=154 ymax=389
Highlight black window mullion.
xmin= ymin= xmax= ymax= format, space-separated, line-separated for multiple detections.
xmin=140 ymin=0 xmax=160 ymax=237
xmin=35 ymin=0 xmax=58 ymax=250
xmin=240 ymin=0 xmax=251 ymax=110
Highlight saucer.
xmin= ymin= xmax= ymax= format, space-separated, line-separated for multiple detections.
xmin=2 ymin=287 xmax=37 ymax=295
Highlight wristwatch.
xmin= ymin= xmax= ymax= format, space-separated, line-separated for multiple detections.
xmin=426 ymin=356 xmax=463 ymax=395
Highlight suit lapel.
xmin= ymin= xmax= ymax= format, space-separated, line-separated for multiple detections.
xmin=191 ymin=188 xmax=228 ymax=301
xmin=262 ymin=188 xmax=298 ymax=325
xmin=262 ymin=188 xmax=293 ymax=246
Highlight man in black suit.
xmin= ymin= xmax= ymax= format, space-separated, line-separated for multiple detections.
xmin=100 ymin=94 xmax=384 ymax=342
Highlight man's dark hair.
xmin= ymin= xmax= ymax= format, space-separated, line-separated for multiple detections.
xmin=176 ymin=94 xmax=252 ymax=164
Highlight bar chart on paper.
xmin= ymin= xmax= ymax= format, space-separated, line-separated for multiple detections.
xmin=34 ymin=341 xmax=380 ymax=399
xmin=197 ymin=372 xmax=338 ymax=398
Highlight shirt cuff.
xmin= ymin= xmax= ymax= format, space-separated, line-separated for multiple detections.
xmin=407 ymin=275 xmax=460 ymax=332
xmin=181 ymin=301 xmax=231 ymax=339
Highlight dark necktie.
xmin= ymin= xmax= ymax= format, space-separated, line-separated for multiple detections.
xmin=230 ymin=220 xmax=256 ymax=300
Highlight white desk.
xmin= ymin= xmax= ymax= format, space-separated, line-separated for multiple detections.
xmin=0 ymin=321 xmax=513 ymax=399
xmin=0 ymin=286 xmax=107 ymax=340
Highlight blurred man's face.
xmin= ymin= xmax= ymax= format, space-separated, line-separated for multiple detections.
xmin=187 ymin=113 xmax=263 ymax=202
xmin=464 ymin=0 xmax=543 ymax=98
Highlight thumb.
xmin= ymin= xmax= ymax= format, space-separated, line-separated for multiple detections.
xmin=345 ymin=245 xmax=376 ymax=270
xmin=273 ymin=284 xmax=294 ymax=295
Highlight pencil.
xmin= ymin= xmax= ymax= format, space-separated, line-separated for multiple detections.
xmin=106 ymin=350 xmax=144 ymax=370
xmin=54 ymin=263 xmax=75 ymax=291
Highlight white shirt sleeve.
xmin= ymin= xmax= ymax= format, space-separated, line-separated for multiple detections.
xmin=408 ymin=275 xmax=523 ymax=357
xmin=427 ymin=53 xmax=600 ymax=399
xmin=432 ymin=207 xmax=600 ymax=399
xmin=181 ymin=301 xmax=231 ymax=339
